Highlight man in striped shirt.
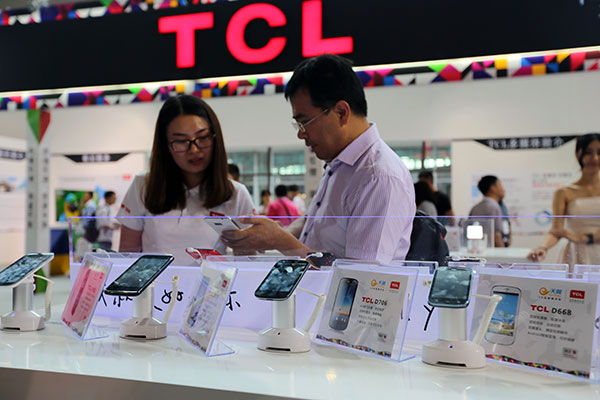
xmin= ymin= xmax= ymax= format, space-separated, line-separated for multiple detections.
xmin=222 ymin=55 xmax=415 ymax=263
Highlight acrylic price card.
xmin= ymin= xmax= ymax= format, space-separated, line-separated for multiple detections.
xmin=179 ymin=263 xmax=238 ymax=357
xmin=470 ymin=268 xmax=599 ymax=380
xmin=315 ymin=260 xmax=418 ymax=362
xmin=61 ymin=253 xmax=112 ymax=340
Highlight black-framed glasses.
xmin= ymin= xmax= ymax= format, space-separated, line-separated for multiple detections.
xmin=291 ymin=109 xmax=329 ymax=133
xmin=169 ymin=133 xmax=215 ymax=153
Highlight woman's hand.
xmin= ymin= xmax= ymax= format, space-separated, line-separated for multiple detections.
xmin=564 ymin=231 xmax=588 ymax=243
xmin=527 ymin=247 xmax=547 ymax=262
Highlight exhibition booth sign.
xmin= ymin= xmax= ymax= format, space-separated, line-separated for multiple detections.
xmin=1 ymin=0 xmax=600 ymax=91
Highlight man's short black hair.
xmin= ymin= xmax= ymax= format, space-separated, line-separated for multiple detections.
xmin=478 ymin=175 xmax=498 ymax=196
xmin=288 ymin=184 xmax=299 ymax=192
xmin=104 ymin=191 xmax=115 ymax=201
xmin=228 ymin=163 xmax=240 ymax=180
xmin=284 ymin=54 xmax=367 ymax=117
xmin=418 ymin=170 xmax=433 ymax=181
xmin=275 ymin=184 xmax=288 ymax=198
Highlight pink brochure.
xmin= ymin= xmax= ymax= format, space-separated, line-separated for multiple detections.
xmin=62 ymin=254 xmax=111 ymax=338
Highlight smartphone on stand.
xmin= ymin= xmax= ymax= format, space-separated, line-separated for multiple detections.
xmin=427 ymin=266 xmax=474 ymax=308
xmin=485 ymin=285 xmax=521 ymax=345
xmin=328 ymin=277 xmax=359 ymax=331
xmin=254 ymin=260 xmax=310 ymax=300
xmin=0 ymin=253 xmax=54 ymax=287
xmin=104 ymin=254 xmax=174 ymax=296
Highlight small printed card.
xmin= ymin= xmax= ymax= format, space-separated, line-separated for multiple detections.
xmin=62 ymin=254 xmax=112 ymax=339
xmin=471 ymin=272 xmax=598 ymax=378
xmin=316 ymin=262 xmax=410 ymax=358
xmin=179 ymin=264 xmax=237 ymax=355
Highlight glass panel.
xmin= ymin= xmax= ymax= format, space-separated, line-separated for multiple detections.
xmin=66 ymin=211 xmax=600 ymax=272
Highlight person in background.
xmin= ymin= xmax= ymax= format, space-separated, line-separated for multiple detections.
xmin=469 ymin=175 xmax=511 ymax=247
xmin=221 ymin=54 xmax=415 ymax=263
xmin=96 ymin=191 xmax=119 ymax=251
xmin=287 ymin=184 xmax=306 ymax=215
xmin=228 ymin=163 xmax=241 ymax=182
xmin=528 ymin=133 xmax=600 ymax=267
xmin=498 ymin=199 xmax=512 ymax=248
xmin=418 ymin=170 xmax=454 ymax=225
xmin=258 ymin=189 xmax=271 ymax=215
xmin=80 ymin=191 xmax=98 ymax=245
xmin=80 ymin=191 xmax=96 ymax=217
xmin=414 ymin=181 xmax=438 ymax=216
xmin=267 ymin=184 xmax=300 ymax=227
xmin=117 ymin=95 xmax=254 ymax=263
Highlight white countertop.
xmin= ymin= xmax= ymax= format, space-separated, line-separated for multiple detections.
xmin=1 ymin=319 xmax=599 ymax=400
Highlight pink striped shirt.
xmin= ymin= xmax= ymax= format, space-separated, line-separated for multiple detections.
xmin=299 ymin=124 xmax=415 ymax=263
xmin=267 ymin=197 xmax=300 ymax=227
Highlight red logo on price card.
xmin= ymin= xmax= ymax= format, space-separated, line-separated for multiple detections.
xmin=390 ymin=281 xmax=400 ymax=290
xmin=570 ymin=290 xmax=585 ymax=300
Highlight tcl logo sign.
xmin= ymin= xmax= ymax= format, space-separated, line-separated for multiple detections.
xmin=390 ymin=281 xmax=400 ymax=290
xmin=158 ymin=0 xmax=353 ymax=67
xmin=570 ymin=290 xmax=585 ymax=300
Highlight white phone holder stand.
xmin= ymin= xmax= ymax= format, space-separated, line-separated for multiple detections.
xmin=258 ymin=288 xmax=326 ymax=353
xmin=1 ymin=275 xmax=54 ymax=332
xmin=422 ymin=294 xmax=501 ymax=369
xmin=120 ymin=277 xmax=178 ymax=340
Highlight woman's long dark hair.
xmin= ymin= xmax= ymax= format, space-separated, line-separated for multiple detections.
xmin=576 ymin=133 xmax=600 ymax=168
xmin=144 ymin=95 xmax=233 ymax=214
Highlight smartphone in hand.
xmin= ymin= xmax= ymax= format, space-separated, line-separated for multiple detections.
xmin=205 ymin=217 xmax=242 ymax=235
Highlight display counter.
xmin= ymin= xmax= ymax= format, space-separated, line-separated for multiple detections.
xmin=0 ymin=318 xmax=598 ymax=400
xmin=451 ymin=247 xmax=531 ymax=264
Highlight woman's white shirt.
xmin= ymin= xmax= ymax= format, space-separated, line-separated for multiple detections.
xmin=117 ymin=173 xmax=255 ymax=265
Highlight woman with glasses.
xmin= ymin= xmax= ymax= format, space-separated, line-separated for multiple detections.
xmin=117 ymin=95 xmax=254 ymax=263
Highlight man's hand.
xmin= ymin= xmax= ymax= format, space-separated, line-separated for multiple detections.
xmin=221 ymin=216 xmax=312 ymax=256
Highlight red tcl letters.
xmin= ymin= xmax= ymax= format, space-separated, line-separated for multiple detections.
xmin=158 ymin=12 xmax=214 ymax=68
xmin=158 ymin=0 xmax=354 ymax=68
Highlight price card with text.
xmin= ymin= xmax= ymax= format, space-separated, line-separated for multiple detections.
xmin=316 ymin=260 xmax=417 ymax=361
xmin=471 ymin=271 xmax=598 ymax=379
xmin=62 ymin=253 xmax=111 ymax=340
xmin=179 ymin=264 xmax=237 ymax=357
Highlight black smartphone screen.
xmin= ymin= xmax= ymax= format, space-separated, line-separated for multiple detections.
xmin=104 ymin=254 xmax=174 ymax=296
xmin=254 ymin=260 xmax=310 ymax=300
xmin=0 ymin=253 xmax=53 ymax=286
xmin=428 ymin=267 xmax=473 ymax=308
